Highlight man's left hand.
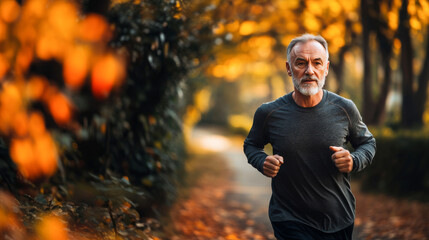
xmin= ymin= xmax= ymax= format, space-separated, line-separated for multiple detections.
xmin=329 ymin=146 xmax=353 ymax=173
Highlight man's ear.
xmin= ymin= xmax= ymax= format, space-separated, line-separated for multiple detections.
xmin=286 ymin=61 xmax=292 ymax=76
xmin=325 ymin=61 xmax=330 ymax=76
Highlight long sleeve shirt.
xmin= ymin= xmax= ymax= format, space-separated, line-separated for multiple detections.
xmin=243 ymin=90 xmax=376 ymax=233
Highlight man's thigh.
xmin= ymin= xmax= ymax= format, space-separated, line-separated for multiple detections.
xmin=272 ymin=221 xmax=315 ymax=240
xmin=271 ymin=221 xmax=354 ymax=240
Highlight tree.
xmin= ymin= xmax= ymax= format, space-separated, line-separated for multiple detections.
xmin=399 ymin=0 xmax=429 ymax=127
xmin=203 ymin=0 xmax=363 ymax=125
xmin=360 ymin=0 xmax=429 ymax=126
xmin=360 ymin=0 xmax=397 ymax=125
xmin=0 ymin=0 xmax=219 ymax=237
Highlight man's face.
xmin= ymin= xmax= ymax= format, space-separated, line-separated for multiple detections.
xmin=286 ymin=40 xmax=330 ymax=96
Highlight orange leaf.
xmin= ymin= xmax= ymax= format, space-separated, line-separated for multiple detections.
xmin=48 ymin=92 xmax=72 ymax=124
xmin=63 ymin=46 xmax=90 ymax=90
xmin=34 ymin=133 xmax=58 ymax=176
xmin=91 ymin=54 xmax=123 ymax=99
xmin=0 ymin=0 xmax=20 ymax=23
xmin=78 ymin=14 xmax=110 ymax=42
xmin=12 ymin=111 xmax=29 ymax=137
xmin=28 ymin=111 xmax=46 ymax=137
xmin=0 ymin=54 xmax=9 ymax=80
xmin=10 ymin=137 xmax=39 ymax=179
xmin=26 ymin=76 xmax=47 ymax=101
xmin=36 ymin=215 xmax=68 ymax=240
xmin=15 ymin=48 xmax=33 ymax=74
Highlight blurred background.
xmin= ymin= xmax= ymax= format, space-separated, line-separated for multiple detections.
xmin=0 ymin=0 xmax=427 ymax=239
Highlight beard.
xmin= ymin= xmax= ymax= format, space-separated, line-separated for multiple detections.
xmin=292 ymin=74 xmax=325 ymax=96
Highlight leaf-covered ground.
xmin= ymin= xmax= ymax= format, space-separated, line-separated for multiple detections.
xmin=354 ymin=188 xmax=429 ymax=239
xmin=169 ymin=153 xmax=274 ymax=240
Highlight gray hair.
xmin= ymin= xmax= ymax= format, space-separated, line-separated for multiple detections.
xmin=286 ymin=34 xmax=329 ymax=63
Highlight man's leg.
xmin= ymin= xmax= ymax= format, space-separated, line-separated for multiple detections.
xmin=271 ymin=221 xmax=316 ymax=240
xmin=313 ymin=223 xmax=354 ymax=240
xmin=330 ymin=223 xmax=354 ymax=240
xmin=272 ymin=221 xmax=354 ymax=240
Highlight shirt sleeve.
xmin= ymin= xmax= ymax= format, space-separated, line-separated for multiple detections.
xmin=243 ymin=105 xmax=270 ymax=174
xmin=346 ymin=100 xmax=377 ymax=172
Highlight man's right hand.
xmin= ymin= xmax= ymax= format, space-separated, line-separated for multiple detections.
xmin=263 ymin=154 xmax=284 ymax=178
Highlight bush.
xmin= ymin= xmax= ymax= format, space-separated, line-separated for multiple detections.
xmin=356 ymin=131 xmax=429 ymax=200
xmin=0 ymin=0 xmax=217 ymax=237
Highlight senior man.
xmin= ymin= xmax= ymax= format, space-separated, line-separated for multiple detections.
xmin=243 ymin=34 xmax=376 ymax=240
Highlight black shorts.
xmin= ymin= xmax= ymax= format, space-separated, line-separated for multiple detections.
xmin=272 ymin=221 xmax=354 ymax=240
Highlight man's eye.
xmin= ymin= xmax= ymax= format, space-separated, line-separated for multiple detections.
xmin=314 ymin=62 xmax=323 ymax=68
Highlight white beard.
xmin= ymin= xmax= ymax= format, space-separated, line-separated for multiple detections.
xmin=292 ymin=74 xmax=325 ymax=96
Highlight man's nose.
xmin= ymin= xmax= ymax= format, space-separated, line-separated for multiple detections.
xmin=305 ymin=63 xmax=315 ymax=75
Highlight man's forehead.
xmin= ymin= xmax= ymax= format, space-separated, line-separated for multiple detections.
xmin=290 ymin=40 xmax=327 ymax=59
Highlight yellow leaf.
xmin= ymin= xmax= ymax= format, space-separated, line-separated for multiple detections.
xmin=409 ymin=17 xmax=421 ymax=30
xmin=239 ymin=21 xmax=257 ymax=36
xmin=228 ymin=114 xmax=253 ymax=132
xmin=194 ymin=87 xmax=211 ymax=112
xmin=226 ymin=21 xmax=240 ymax=32
xmin=303 ymin=11 xmax=320 ymax=32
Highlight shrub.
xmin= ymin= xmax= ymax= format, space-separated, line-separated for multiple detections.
xmin=355 ymin=130 xmax=429 ymax=200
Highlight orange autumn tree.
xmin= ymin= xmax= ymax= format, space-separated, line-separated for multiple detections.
xmin=201 ymin=0 xmax=429 ymax=130
xmin=0 ymin=0 xmax=125 ymax=181
xmin=1 ymin=0 xmax=220 ymax=238
xmin=0 ymin=0 xmax=217 ymax=196
xmin=199 ymin=0 xmax=362 ymax=131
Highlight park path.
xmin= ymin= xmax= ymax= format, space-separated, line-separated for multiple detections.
xmin=191 ymin=126 xmax=273 ymax=236
xmin=170 ymin=126 xmax=428 ymax=240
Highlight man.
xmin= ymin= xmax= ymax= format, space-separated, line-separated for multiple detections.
xmin=243 ymin=34 xmax=376 ymax=240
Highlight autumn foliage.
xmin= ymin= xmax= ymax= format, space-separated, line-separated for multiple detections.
xmin=0 ymin=0 xmax=126 ymax=182
xmin=0 ymin=0 xmax=215 ymax=238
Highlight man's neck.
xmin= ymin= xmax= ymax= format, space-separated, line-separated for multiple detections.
xmin=292 ymin=89 xmax=324 ymax=108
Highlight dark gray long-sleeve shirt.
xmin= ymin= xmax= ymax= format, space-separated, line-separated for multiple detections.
xmin=243 ymin=90 xmax=376 ymax=233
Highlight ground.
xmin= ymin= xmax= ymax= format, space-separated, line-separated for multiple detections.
xmin=168 ymin=127 xmax=429 ymax=240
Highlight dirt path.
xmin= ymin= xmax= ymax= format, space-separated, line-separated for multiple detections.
xmin=193 ymin=127 xmax=273 ymax=231
xmin=169 ymin=127 xmax=429 ymax=240
xmin=169 ymin=127 xmax=274 ymax=239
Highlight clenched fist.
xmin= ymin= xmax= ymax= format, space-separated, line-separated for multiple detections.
xmin=263 ymin=154 xmax=284 ymax=178
xmin=330 ymin=146 xmax=353 ymax=173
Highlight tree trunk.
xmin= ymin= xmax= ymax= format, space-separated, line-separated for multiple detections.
xmin=330 ymin=46 xmax=349 ymax=95
xmin=399 ymin=0 xmax=415 ymax=127
xmin=373 ymin=56 xmax=392 ymax=125
xmin=414 ymin=26 xmax=429 ymax=125
xmin=267 ymin=76 xmax=274 ymax=101
xmin=372 ymin=31 xmax=393 ymax=125
xmin=361 ymin=0 xmax=375 ymax=123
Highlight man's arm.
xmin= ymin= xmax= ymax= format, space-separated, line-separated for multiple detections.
xmin=243 ymin=106 xmax=270 ymax=174
xmin=346 ymin=100 xmax=377 ymax=172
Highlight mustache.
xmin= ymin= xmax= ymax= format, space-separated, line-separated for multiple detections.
xmin=299 ymin=76 xmax=319 ymax=82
